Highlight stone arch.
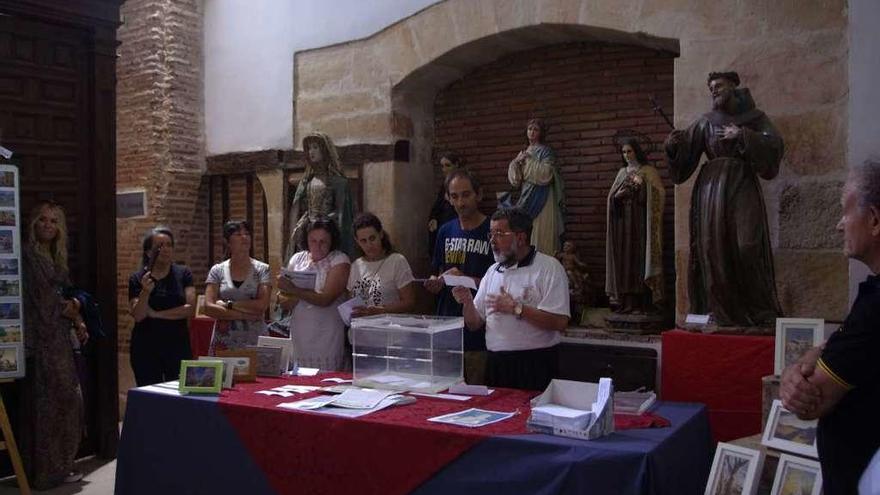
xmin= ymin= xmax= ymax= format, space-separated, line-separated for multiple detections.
xmin=292 ymin=0 xmax=851 ymax=322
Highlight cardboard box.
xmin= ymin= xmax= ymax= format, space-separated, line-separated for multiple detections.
xmin=527 ymin=378 xmax=615 ymax=440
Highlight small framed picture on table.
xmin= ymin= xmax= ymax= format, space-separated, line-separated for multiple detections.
xmin=774 ymin=318 xmax=824 ymax=375
xmin=769 ymin=454 xmax=822 ymax=495
xmin=704 ymin=442 xmax=764 ymax=495
xmin=215 ymin=349 xmax=258 ymax=383
xmin=761 ymin=399 xmax=818 ymax=458
xmin=178 ymin=360 xmax=223 ymax=395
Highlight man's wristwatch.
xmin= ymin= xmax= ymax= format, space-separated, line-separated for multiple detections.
xmin=514 ymin=302 xmax=524 ymax=320
xmin=224 ymin=300 xmax=234 ymax=310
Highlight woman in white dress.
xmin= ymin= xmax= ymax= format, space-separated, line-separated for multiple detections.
xmin=347 ymin=212 xmax=416 ymax=317
xmin=277 ymin=218 xmax=350 ymax=370
xmin=203 ymin=220 xmax=271 ymax=353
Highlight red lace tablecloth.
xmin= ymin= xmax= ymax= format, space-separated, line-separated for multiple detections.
xmin=218 ymin=374 xmax=669 ymax=495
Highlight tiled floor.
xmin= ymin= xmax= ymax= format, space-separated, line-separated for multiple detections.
xmin=0 ymin=455 xmax=117 ymax=494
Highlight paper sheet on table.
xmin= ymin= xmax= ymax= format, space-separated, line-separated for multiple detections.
xmin=428 ymin=408 xmax=516 ymax=428
xmin=256 ymin=390 xmax=294 ymax=397
xmin=448 ymin=383 xmax=494 ymax=396
xmin=331 ymin=388 xmax=397 ymax=409
xmin=277 ymin=394 xmax=407 ymax=418
xmin=281 ymin=269 xmax=317 ymax=290
xmin=295 ymin=367 xmax=319 ymax=376
xmin=410 ymin=392 xmax=471 ymax=401
xmin=441 ymin=274 xmax=477 ymax=290
xmin=140 ymin=381 xmax=183 ymax=396
xmin=320 ymin=377 xmax=352 ymax=384
xmin=336 ymin=295 xmax=365 ymax=326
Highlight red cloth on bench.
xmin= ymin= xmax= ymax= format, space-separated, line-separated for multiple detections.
xmin=660 ymin=329 xmax=773 ymax=442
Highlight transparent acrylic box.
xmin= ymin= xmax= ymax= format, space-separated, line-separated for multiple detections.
xmin=350 ymin=314 xmax=464 ymax=393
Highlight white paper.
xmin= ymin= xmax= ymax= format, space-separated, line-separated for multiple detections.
xmin=278 ymin=394 xmax=407 ymax=418
xmin=278 ymin=395 xmax=337 ymax=411
xmin=140 ymin=381 xmax=182 ymax=396
xmin=296 ymin=367 xmax=319 ymax=376
xmin=442 ymin=274 xmax=477 ymax=290
xmin=320 ymin=377 xmax=353 ymax=384
xmin=0 ymin=146 xmax=12 ymax=160
xmin=448 ymin=383 xmax=494 ymax=396
xmin=256 ymin=390 xmax=294 ymax=397
xmin=427 ymin=408 xmax=516 ymax=428
xmin=532 ymin=404 xmax=591 ymax=418
xmin=331 ymin=388 xmax=396 ymax=409
xmin=281 ymin=268 xmax=317 ymax=290
xmin=685 ymin=313 xmax=711 ymax=325
xmin=336 ymin=295 xmax=365 ymax=325
xmin=410 ymin=392 xmax=471 ymax=401
xmin=273 ymin=385 xmax=321 ymax=393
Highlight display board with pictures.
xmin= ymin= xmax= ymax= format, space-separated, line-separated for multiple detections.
xmin=0 ymin=164 xmax=24 ymax=379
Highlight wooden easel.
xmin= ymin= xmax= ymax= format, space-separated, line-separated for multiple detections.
xmin=0 ymin=379 xmax=30 ymax=495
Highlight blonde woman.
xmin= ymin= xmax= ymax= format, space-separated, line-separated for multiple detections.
xmin=21 ymin=201 xmax=87 ymax=488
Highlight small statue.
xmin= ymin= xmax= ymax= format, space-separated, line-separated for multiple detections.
xmin=287 ymin=132 xmax=354 ymax=258
xmin=557 ymin=240 xmax=591 ymax=311
xmin=664 ymin=71 xmax=784 ymax=326
xmin=605 ymin=134 xmax=665 ymax=314
xmin=427 ymin=152 xmax=462 ymax=253
xmin=500 ymin=118 xmax=566 ymax=255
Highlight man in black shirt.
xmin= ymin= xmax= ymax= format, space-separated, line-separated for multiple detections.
xmin=781 ymin=158 xmax=880 ymax=494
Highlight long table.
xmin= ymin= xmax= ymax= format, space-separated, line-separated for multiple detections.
xmin=115 ymin=375 xmax=711 ymax=495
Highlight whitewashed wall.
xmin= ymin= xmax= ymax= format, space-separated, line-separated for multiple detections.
xmin=204 ymin=0 xmax=438 ymax=155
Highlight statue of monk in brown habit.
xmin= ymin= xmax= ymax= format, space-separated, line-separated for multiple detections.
xmin=664 ymin=71 xmax=784 ymax=327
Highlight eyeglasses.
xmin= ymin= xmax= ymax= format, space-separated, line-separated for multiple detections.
xmin=487 ymin=231 xmax=514 ymax=240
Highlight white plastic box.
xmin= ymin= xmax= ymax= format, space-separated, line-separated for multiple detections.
xmin=350 ymin=314 xmax=464 ymax=393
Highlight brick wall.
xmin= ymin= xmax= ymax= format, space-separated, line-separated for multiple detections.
xmin=433 ymin=41 xmax=675 ymax=304
xmin=116 ymin=0 xmax=204 ymax=407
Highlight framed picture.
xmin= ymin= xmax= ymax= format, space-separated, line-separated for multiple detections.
xmin=214 ymin=349 xmax=257 ymax=382
xmin=197 ymin=357 xmax=234 ymax=388
xmin=0 ymin=302 xmax=20 ymax=319
xmin=769 ymin=454 xmax=822 ymax=495
xmin=178 ymin=360 xmax=223 ymax=394
xmin=257 ymin=335 xmax=292 ymax=373
xmin=0 ymin=258 xmax=18 ymax=276
xmin=0 ymin=229 xmax=13 ymax=255
xmin=247 ymin=345 xmax=283 ymax=377
xmin=195 ymin=294 xmax=207 ymax=318
xmin=775 ymin=318 xmax=824 ymax=375
xmin=0 ymin=279 xmax=19 ymax=297
xmin=762 ymin=399 xmax=818 ymax=458
xmin=704 ymin=442 xmax=764 ymax=495
xmin=0 ymin=344 xmax=22 ymax=378
xmin=0 ymin=323 xmax=21 ymax=343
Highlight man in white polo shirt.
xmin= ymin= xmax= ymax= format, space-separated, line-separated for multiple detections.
xmin=452 ymin=207 xmax=570 ymax=390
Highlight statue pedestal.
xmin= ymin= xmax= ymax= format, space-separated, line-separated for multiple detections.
xmin=604 ymin=312 xmax=666 ymax=335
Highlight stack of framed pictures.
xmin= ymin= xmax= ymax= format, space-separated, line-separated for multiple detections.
xmin=705 ymin=399 xmax=823 ymax=494
xmin=0 ymin=164 xmax=24 ymax=379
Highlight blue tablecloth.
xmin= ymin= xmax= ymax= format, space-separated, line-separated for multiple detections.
xmin=116 ymin=386 xmax=710 ymax=495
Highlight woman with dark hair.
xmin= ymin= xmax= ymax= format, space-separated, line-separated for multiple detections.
xmin=204 ymin=220 xmax=271 ymax=352
xmin=347 ymin=212 xmax=415 ymax=317
xmin=128 ymin=226 xmax=196 ymax=386
xmin=277 ymin=218 xmax=350 ymax=370
xmin=427 ymin=152 xmax=463 ymax=252
xmin=605 ymin=136 xmax=665 ymax=313
xmin=20 ymin=200 xmax=87 ymax=488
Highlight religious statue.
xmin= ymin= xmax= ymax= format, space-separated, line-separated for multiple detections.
xmin=557 ymin=240 xmax=591 ymax=311
xmin=287 ymin=132 xmax=354 ymax=258
xmin=500 ymin=118 xmax=566 ymax=255
xmin=664 ymin=71 xmax=784 ymax=326
xmin=605 ymin=135 xmax=665 ymax=314
xmin=427 ymin=152 xmax=462 ymax=253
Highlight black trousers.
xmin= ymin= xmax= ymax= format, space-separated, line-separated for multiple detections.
xmin=130 ymin=326 xmax=192 ymax=386
xmin=486 ymin=345 xmax=558 ymax=391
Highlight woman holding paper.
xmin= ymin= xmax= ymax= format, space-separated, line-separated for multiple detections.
xmin=204 ymin=220 xmax=271 ymax=353
xmin=277 ymin=218 xmax=350 ymax=370
xmin=347 ymin=212 xmax=416 ymax=317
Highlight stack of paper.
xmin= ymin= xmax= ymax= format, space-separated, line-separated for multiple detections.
xmin=614 ymin=390 xmax=656 ymax=415
xmin=527 ymin=378 xmax=614 ymax=440
xmin=280 ymin=269 xmax=317 ymax=290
